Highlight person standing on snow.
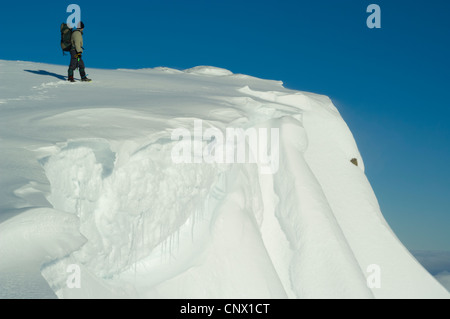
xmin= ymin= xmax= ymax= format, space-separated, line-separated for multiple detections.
xmin=68 ymin=21 xmax=91 ymax=82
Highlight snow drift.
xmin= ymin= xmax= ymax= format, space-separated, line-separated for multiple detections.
xmin=0 ymin=60 xmax=448 ymax=299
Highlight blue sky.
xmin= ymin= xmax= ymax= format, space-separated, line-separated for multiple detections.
xmin=0 ymin=0 xmax=449 ymax=252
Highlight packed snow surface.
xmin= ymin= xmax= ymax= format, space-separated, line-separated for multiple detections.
xmin=0 ymin=60 xmax=448 ymax=299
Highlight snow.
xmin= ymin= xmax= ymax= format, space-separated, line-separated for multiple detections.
xmin=184 ymin=66 xmax=234 ymax=77
xmin=435 ymin=272 xmax=450 ymax=292
xmin=0 ymin=60 xmax=448 ymax=299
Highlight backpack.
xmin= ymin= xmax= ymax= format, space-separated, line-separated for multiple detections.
xmin=60 ymin=23 xmax=73 ymax=53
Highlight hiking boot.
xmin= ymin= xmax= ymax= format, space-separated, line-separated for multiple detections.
xmin=68 ymin=76 xmax=75 ymax=82
xmin=81 ymin=77 xmax=92 ymax=82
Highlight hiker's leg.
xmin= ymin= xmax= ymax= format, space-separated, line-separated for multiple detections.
xmin=68 ymin=50 xmax=78 ymax=79
xmin=78 ymin=57 xmax=86 ymax=79
xmin=68 ymin=67 xmax=74 ymax=79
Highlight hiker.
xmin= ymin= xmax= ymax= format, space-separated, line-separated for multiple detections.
xmin=68 ymin=21 xmax=91 ymax=82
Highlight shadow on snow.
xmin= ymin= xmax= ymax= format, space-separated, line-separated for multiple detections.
xmin=24 ymin=70 xmax=66 ymax=81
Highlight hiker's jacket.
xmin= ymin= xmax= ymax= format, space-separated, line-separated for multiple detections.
xmin=71 ymin=30 xmax=83 ymax=53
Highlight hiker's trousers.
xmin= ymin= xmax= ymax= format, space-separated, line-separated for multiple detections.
xmin=68 ymin=50 xmax=86 ymax=78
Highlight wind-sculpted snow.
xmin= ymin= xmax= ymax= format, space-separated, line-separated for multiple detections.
xmin=42 ymin=139 xmax=223 ymax=277
xmin=0 ymin=60 xmax=448 ymax=298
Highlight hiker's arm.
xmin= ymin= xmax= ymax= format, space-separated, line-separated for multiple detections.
xmin=72 ymin=32 xmax=84 ymax=53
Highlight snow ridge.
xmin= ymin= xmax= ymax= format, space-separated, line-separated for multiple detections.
xmin=0 ymin=60 xmax=448 ymax=299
